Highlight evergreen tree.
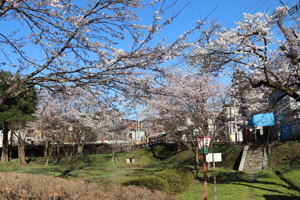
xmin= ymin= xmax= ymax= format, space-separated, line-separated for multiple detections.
xmin=0 ymin=71 xmax=37 ymax=164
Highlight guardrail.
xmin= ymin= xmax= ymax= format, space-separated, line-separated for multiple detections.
xmin=238 ymin=145 xmax=249 ymax=171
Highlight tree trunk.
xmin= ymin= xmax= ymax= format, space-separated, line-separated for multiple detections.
xmin=1 ymin=127 xmax=9 ymax=163
xmin=44 ymin=140 xmax=49 ymax=157
xmin=45 ymin=157 xmax=50 ymax=166
xmin=195 ymin=146 xmax=200 ymax=181
xmin=45 ymin=147 xmax=53 ymax=166
xmin=56 ymin=143 xmax=62 ymax=164
xmin=18 ymin=139 xmax=27 ymax=165
xmin=112 ymin=142 xmax=117 ymax=164
xmin=77 ymin=142 xmax=84 ymax=156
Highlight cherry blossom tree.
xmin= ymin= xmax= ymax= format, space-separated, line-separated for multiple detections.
xmin=31 ymin=87 xmax=119 ymax=164
xmin=230 ymin=71 xmax=272 ymax=117
xmin=145 ymin=69 xmax=227 ymax=149
xmin=189 ymin=6 xmax=300 ymax=103
xmin=31 ymin=91 xmax=70 ymax=165
xmin=144 ymin=69 xmax=227 ymax=177
xmin=0 ymin=0 xmax=199 ymax=106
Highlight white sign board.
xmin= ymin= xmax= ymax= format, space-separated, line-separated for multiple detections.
xmin=206 ymin=153 xmax=222 ymax=163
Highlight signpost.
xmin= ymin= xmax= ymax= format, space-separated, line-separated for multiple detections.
xmin=206 ymin=153 xmax=222 ymax=200
xmin=206 ymin=153 xmax=222 ymax=163
xmin=197 ymin=136 xmax=213 ymax=200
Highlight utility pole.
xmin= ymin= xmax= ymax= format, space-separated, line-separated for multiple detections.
xmin=229 ymin=105 xmax=232 ymax=142
xmin=234 ymin=101 xmax=238 ymax=143
xmin=136 ymin=103 xmax=139 ymax=142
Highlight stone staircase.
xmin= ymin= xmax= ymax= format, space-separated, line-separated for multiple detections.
xmin=243 ymin=145 xmax=265 ymax=171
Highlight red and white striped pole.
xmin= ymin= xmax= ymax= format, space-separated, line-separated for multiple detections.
xmin=197 ymin=136 xmax=212 ymax=200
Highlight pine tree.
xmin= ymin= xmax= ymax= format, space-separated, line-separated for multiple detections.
xmin=0 ymin=71 xmax=37 ymax=164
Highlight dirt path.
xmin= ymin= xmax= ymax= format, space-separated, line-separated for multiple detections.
xmin=247 ymin=172 xmax=258 ymax=200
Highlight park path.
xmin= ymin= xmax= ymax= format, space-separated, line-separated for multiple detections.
xmin=247 ymin=172 xmax=258 ymax=200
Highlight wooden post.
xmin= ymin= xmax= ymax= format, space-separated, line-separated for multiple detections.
xmin=213 ymin=152 xmax=217 ymax=200
xmin=203 ymin=154 xmax=208 ymax=200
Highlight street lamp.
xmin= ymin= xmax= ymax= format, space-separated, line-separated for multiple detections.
xmin=197 ymin=136 xmax=213 ymax=200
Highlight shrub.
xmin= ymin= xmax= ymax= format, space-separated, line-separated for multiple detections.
xmin=0 ymin=172 xmax=174 ymax=200
xmin=124 ymin=167 xmax=193 ymax=194
xmin=156 ymin=167 xmax=193 ymax=194
xmin=124 ymin=176 xmax=169 ymax=192
xmin=151 ymin=144 xmax=178 ymax=159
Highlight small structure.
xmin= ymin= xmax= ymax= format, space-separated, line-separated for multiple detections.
xmin=128 ymin=130 xmax=146 ymax=143
xmin=247 ymin=113 xmax=275 ymax=144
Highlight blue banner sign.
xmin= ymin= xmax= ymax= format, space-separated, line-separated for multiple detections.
xmin=248 ymin=113 xmax=275 ymax=127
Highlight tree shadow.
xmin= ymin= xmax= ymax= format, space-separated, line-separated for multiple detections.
xmin=131 ymin=168 xmax=162 ymax=176
xmin=235 ymin=183 xmax=284 ymax=194
xmin=275 ymin=171 xmax=300 ymax=192
xmin=210 ymin=171 xmax=247 ymax=183
xmin=150 ymin=144 xmax=181 ymax=160
xmin=209 ymin=171 xmax=294 ymax=191
xmin=263 ymin=194 xmax=300 ymax=200
xmin=59 ymin=167 xmax=75 ymax=177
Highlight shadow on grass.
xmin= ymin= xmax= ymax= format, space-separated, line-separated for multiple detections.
xmin=275 ymin=171 xmax=300 ymax=192
xmin=235 ymin=183 xmax=284 ymax=194
xmin=263 ymin=194 xmax=300 ymax=200
xmin=131 ymin=168 xmax=162 ymax=176
xmin=206 ymin=171 xmax=295 ymax=192
xmin=150 ymin=144 xmax=181 ymax=160
xmin=212 ymin=171 xmax=247 ymax=183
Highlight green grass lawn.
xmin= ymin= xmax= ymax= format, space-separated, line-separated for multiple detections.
xmin=177 ymin=170 xmax=300 ymax=200
xmin=267 ymin=140 xmax=300 ymax=196
xmin=282 ymin=170 xmax=300 ymax=190
xmin=1 ymin=143 xmax=300 ymax=199
xmin=0 ymin=148 xmax=166 ymax=183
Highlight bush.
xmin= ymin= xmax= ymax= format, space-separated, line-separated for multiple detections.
xmin=151 ymin=144 xmax=178 ymax=159
xmin=0 ymin=172 xmax=174 ymax=200
xmin=124 ymin=167 xmax=193 ymax=194
xmin=124 ymin=176 xmax=169 ymax=192
xmin=156 ymin=167 xmax=193 ymax=194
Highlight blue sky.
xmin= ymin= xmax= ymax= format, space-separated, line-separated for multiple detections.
xmin=0 ymin=0 xmax=296 ymax=81
xmin=139 ymin=0 xmax=296 ymax=85
xmin=0 ymin=0 xmax=296 ymax=120
xmin=142 ymin=0 xmax=296 ymax=43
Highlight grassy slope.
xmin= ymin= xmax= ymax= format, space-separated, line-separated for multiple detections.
xmin=0 ymin=142 xmax=300 ymax=199
xmin=0 ymin=143 xmax=241 ymax=184
xmin=0 ymin=146 xmax=175 ymax=183
xmin=268 ymin=141 xmax=300 ymax=191
xmin=177 ymin=141 xmax=300 ymax=200
xmin=178 ymin=170 xmax=299 ymax=200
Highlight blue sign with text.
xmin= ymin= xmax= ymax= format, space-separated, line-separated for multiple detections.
xmin=248 ymin=113 xmax=275 ymax=127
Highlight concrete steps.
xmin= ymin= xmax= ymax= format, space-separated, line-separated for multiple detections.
xmin=243 ymin=145 xmax=264 ymax=171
